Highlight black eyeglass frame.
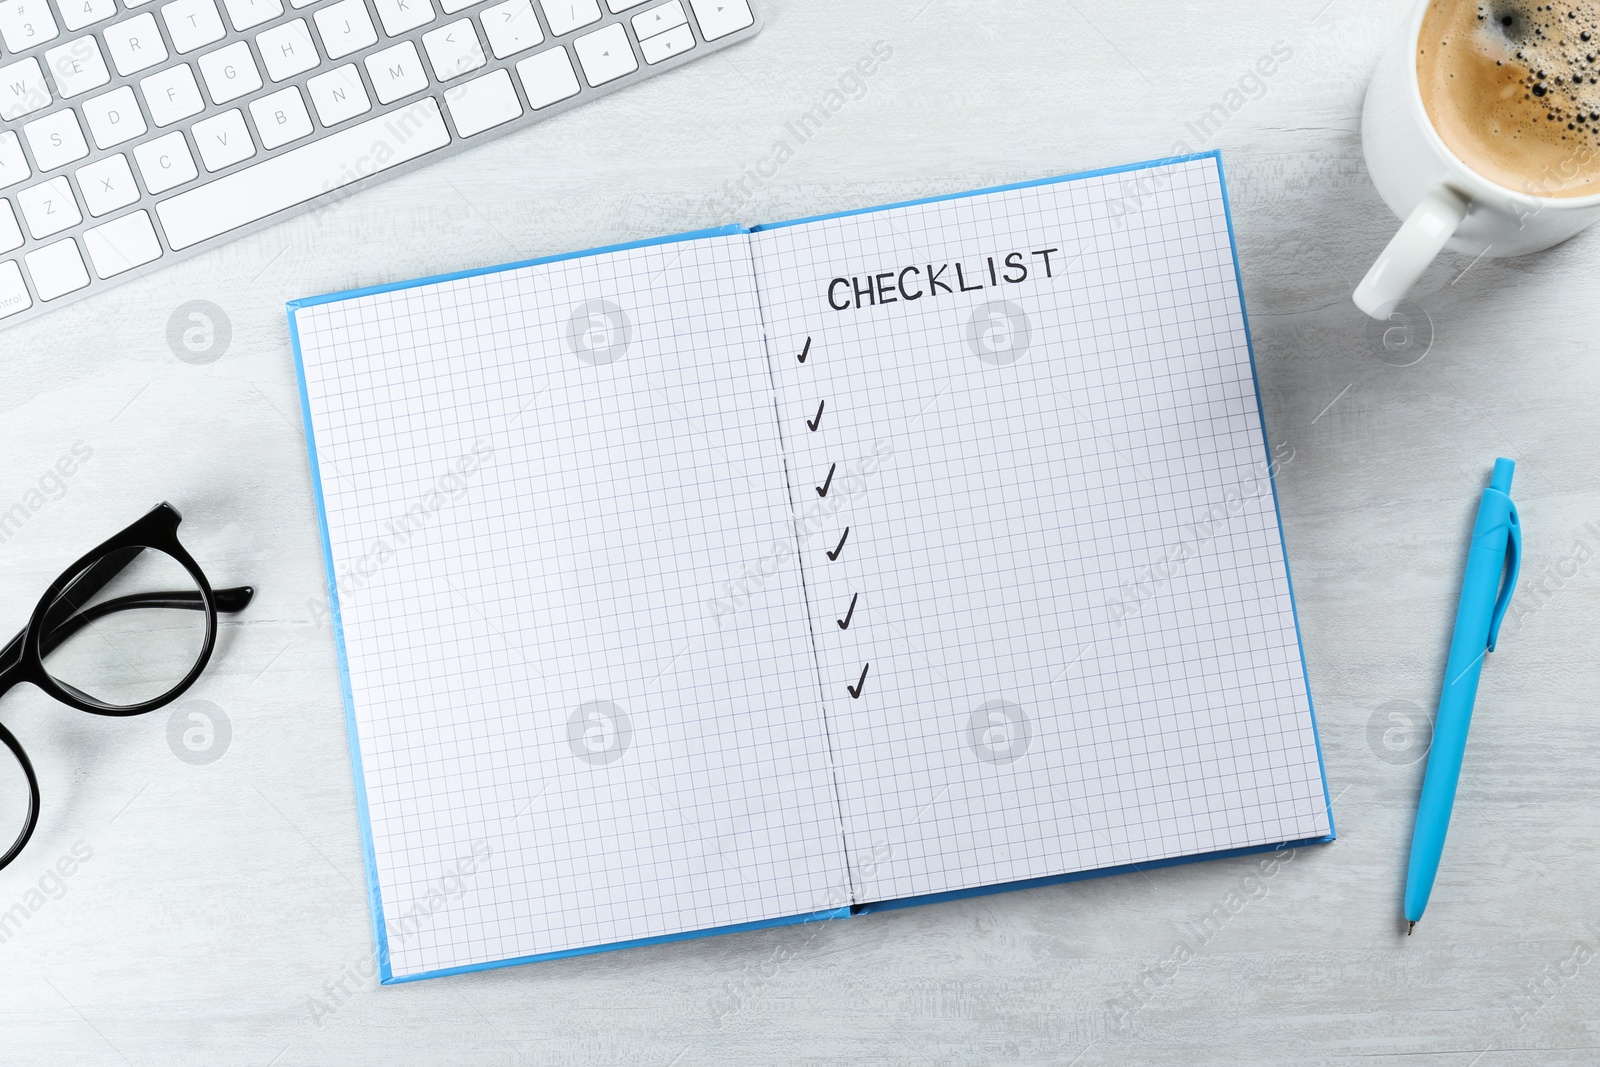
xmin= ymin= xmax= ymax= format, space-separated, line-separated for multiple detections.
xmin=0 ymin=502 xmax=254 ymax=871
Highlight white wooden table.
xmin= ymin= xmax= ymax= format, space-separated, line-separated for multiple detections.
xmin=4 ymin=1 xmax=1599 ymax=1063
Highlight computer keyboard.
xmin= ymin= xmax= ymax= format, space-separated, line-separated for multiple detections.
xmin=0 ymin=0 xmax=759 ymax=327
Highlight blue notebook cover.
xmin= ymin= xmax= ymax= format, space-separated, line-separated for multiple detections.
xmin=288 ymin=150 xmax=1334 ymax=984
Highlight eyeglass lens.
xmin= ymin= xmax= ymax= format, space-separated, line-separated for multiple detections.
xmin=41 ymin=548 xmax=209 ymax=709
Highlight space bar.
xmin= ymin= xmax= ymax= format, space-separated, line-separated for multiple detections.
xmin=157 ymin=99 xmax=452 ymax=251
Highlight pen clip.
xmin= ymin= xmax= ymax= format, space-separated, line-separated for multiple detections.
xmin=1487 ymin=499 xmax=1521 ymax=652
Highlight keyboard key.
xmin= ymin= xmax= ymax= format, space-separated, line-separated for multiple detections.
xmin=192 ymin=107 xmax=254 ymax=169
xmin=314 ymin=0 xmax=376 ymax=60
xmin=0 ymin=201 xmax=21 ymax=251
xmin=365 ymin=41 xmax=426 ymax=103
xmin=25 ymin=239 xmax=89 ymax=299
xmin=82 ymin=85 xmax=146 ymax=146
xmin=422 ymin=19 xmax=483 ymax=80
xmin=639 ymin=22 xmax=689 ymax=63
xmin=76 ymin=152 xmax=139 ymax=214
xmin=133 ymin=130 xmax=196 ymax=192
xmin=0 ymin=260 xmax=30 ymax=318
xmin=0 ymin=0 xmax=753 ymax=328
xmin=372 ymin=0 xmax=433 ymax=38
xmin=83 ymin=209 xmax=161 ymax=277
xmin=140 ymin=63 xmax=204 ymax=125
xmin=572 ymin=22 xmax=633 ymax=85
xmin=104 ymin=14 xmax=168 ymax=76
xmin=24 ymin=110 xmax=88 ymax=170
xmin=480 ymin=0 xmax=540 ymax=59
xmin=198 ymin=40 xmax=261 ymax=103
xmin=44 ymin=37 xmax=111 ymax=97
xmin=222 ymin=0 xmax=278 ymax=31
xmin=540 ymin=0 xmax=597 ymax=34
xmin=515 ymin=44 xmax=577 ymax=108
xmin=0 ymin=58 xmax=51 ymax=120
xmin=18 ymin=176 xmax=80 ymax=237
xmin=249 ymin=84 xmax=311 ymax=147
xmin=60 ymin=0 xmax=116 ymax=32
xmin=307 ymin=63 xmax=369 ymax=125
xmin=161 ymin=0 xmax=225 ymax=52
xmin=257 ymin=18 xmax=319 ymax=81
xmin=158 ymin=97 xmax=449 ymax=249
xmin=686 ymin=0 xmax=748 ymax=40
xmin=0 ymin=0 xmax=59 ymax=52
xmin=0 ymin=131 xmax=32 ymax=188
xmin=446 ymin=67 xmax=519 ymax=136
xmin=631 ymin=0 xmax=682 ymax=38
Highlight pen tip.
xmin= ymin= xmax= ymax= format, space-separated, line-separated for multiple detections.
xmin=1407 ymin=921 xmax=1416 ymax=935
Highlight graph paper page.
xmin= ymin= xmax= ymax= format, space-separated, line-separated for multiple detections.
xmin=293 ymin=232 xmax=848 ymax=978
xmin=751 ymin=156 xmax=1331 ymax=905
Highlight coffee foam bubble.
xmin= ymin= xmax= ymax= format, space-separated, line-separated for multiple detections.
xmin=1419 ymin=0 xmax=1600 ymax=195
xmin=1487 ymin=1 xmax=1600 ymax=139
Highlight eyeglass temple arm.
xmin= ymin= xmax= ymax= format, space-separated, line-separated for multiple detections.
xmin=0 ymin=585 xmax=255 ymax=677
xmin=39 ymin=546 xmax=146 ymax=635
xmin=37 ymin=586 xmax=255 ymax=658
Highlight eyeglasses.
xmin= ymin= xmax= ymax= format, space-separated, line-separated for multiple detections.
xmin=0 ymin=504 xmax=253 ymax=871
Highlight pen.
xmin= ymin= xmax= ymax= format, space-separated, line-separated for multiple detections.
xmin=1405 ymin=458 xmax=1522 ymax=933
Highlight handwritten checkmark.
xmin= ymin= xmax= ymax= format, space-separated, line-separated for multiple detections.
xmin=837 ymin=592 xmax=858 ymax=630
xmin=827 ymin=527 xmax=849 ymax=561
xmin=848 ymin=662 xmax=870 ymax=699
xmin=816 ymin=463 xmax=836 ymax=497
xmin=797 ymin=337 xmax=812 ymax=364
xmin=807 ymin=400 xmax=825 ymax=432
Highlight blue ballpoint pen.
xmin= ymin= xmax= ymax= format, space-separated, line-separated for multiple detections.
xmin=1405 ymin=457 xmax=1522 ymax=933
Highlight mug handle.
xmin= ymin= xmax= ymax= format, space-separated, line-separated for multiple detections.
xmin=1353 ymin=185 xmax=1470 ymax=318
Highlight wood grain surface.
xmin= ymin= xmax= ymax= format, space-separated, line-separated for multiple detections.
xmin=1 ymin=0 xmax=1598 ymax=1063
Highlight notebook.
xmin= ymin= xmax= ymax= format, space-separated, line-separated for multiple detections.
xmin=288 ymin=151 xmax=1334 ymax=985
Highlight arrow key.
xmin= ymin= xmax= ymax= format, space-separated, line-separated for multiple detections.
xmin=639 ymin=23 xmax=693 ymax=62
xmin=573 ymin=22 xmax=637 ymax=85
xmin=688 ymin=0 xmax=752 ymax=40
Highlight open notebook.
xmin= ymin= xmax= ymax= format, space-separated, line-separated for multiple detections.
xmin=289 ymin=152 xmax=1333 ymax=984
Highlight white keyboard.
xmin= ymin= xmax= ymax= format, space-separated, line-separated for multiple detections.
xmin=0 ymin=0 xmax=758 ymax=327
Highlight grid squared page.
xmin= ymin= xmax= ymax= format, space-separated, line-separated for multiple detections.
xmin=751 ymin=156 xmax=1330 ymax=904
xmin=293 ymin=233 xmax=848 ymax=978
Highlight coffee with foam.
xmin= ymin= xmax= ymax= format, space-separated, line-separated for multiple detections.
xmin=1418 ymin=1 xmax=1600 ymax=197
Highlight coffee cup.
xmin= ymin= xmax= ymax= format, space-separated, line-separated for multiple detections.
xmin=1355 ymin=0 xmax=1600 ymax=318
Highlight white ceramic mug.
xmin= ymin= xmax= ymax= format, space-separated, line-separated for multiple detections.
xmin=1354 ymin=0 xmax=1600 ymax=318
